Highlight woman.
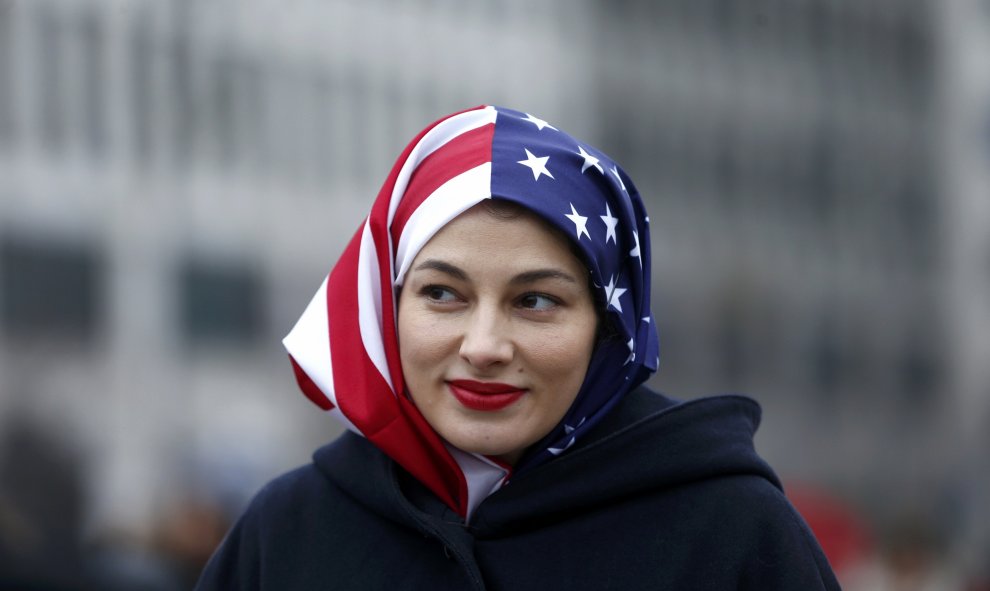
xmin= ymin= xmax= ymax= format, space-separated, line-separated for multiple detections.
xmin=196 ymin=106 xmax=840 ymax=590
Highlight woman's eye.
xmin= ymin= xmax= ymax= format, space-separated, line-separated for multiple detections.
xmin=518 ymin=293 xmax=558 ymax=311
xmin=424 ymin=285 xmax=458 ymax=303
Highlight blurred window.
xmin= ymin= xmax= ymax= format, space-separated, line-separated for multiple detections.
xmin=268 ymin=65 xmax=294 ymax=179
xmin=808 ymin=129 xmax=836 ymax=219
xmin=313 ymin=71 xmax=335 ymax=184
xmin=179 ymin=260 xmax=265 ymax=345
xmin=0 ymin=236 xmax=103 ymax=340
xmin=168 ymin=1 xmax=195 ymax=170
xmin=231 ymin=58 xmax=256 ymax=175
xmin=169 ymin=29 xmax=194 ymax=170
xmin=349 ymin=70 xmax=370 ymax=183
xmin=0 ymin=2 xmax=14 ymax=145
xmin=894 ymin=16 xmax=931 ymax=105
xmin=716 ymin=301 xmax=746 ymax=383
xmin=809 ymin=315 xmax=842 ymax=395
xmin=244 ymin=60 xmax=270 ymax=176
xmin=130 ymin=13 xmax=153 ymax=167
xmin=79 ymin=9 xmax=107 ymax=158
xmin=899 ymin=336 xmax=939 ymax=408
xmin=898 ymin=176 xmax=934 ymax=266
xmin=37 ymin=6 xmax=66 ymax=155
xmin=714 ymin=127 xmax=739 ymax=206
xmin=211 ymin=52 xmax=238 ymax=168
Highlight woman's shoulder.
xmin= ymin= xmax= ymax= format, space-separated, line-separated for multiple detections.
xmin=577 ymin=386 xmax=766 ymax=470
xmin=241 ymin=432 xmax=375 ymax=523
xmin=243 ymin=462 xmax=331 ymax=517
xmin=603 ymin=385 xmax=762 ymax=430
xmin=194 ymin=463 xmax=330 ymax=590
xmin=195 ymin=435 xmax=387 ymax=590
xmin=479 ymin=387 xmax=778 ymax=526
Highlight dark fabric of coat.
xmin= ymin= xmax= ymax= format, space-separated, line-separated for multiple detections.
xmin=196 ymin=387 xmax=840 ymax=590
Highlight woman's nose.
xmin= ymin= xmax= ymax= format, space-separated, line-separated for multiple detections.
xmin=459 ymin=307 xmax=513 ymax=369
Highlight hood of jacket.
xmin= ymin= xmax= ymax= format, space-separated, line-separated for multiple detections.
xmin=311 ymin=386 xmax=780 ymax=536
xmin=469 ymin=387 xmax=779 ymax=536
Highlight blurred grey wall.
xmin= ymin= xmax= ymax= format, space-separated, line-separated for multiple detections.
xmin=0 ymin=0 xmax=988 ymax=585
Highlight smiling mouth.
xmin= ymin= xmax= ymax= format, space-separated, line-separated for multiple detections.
xmin=447 ymin=380 xmax=526 ymax=411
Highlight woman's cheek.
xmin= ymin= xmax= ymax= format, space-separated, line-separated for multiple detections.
xmin=524 ymin=327 xmax=593 ymax=372
xmin=404 ymin=313 xmax=458 ymax=359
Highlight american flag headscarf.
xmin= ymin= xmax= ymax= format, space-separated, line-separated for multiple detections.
xmin=284 ymin=105 xmax=659 ymax=520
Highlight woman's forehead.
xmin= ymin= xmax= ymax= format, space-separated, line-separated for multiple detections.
xmin=410 ymin=204 xmax=588 ymax=277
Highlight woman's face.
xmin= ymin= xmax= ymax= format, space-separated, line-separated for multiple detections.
xmin=397 ymin=203 xmax=598 ymax=465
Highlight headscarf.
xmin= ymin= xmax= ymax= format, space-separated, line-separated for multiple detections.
xmin=283 ymin=105 xmax=659 ymax=519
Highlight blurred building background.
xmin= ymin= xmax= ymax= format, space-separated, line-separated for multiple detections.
xmin=0 ymin=0 xmax=987 ymax=588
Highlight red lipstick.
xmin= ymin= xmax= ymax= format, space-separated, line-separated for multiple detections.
xmin=447 ymin=380 xmax=526 ymax=411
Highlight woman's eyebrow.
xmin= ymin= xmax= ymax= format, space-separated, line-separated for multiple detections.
xmin=510 ymin=269 xmax=577 ymax=285
xmin=412 ymin=259 xmax=468 ymax=281
xmin=411 ymin=261 xmax=577 ymax=286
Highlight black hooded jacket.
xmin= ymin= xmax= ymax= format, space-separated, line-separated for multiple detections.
xmin=196 ymin=387 xmax=840 ymax=590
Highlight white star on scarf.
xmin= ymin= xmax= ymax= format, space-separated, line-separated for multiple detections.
xmin=565 ymin=203 xmax=591 ymax=240
xmin=625 ymin=337 xmax=636 ymax=365
xmin=577 ymin=145 xmax=603 ymax=174
xmin=567 ymin=417 xmax=586 ymax=433
xmin=548 ymin=418 xmax=585 ymax=455
xmin=630 ymin=231 xmax=642 ymax=267
xmin=518 ymin=148 xmax=554 ymax=181
xmin=610 ymin=165 xmax=627 ymax=192
xmin=548 ymin=437 xmax=576 ymax=455
xmin=523 ymin=113 xmax=558 ymax=131
xmin=600 ymin=203 xmax=619 ymax=244
xmin=603 ymin=274 xmax=627 ymax=313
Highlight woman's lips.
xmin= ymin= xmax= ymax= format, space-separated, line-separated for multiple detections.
xmin=447 ymin=380 xmax=526 ymax=411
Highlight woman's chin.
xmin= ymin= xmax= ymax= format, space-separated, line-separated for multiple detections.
xmin=442 ymin=429 xmax=528 ymax=464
